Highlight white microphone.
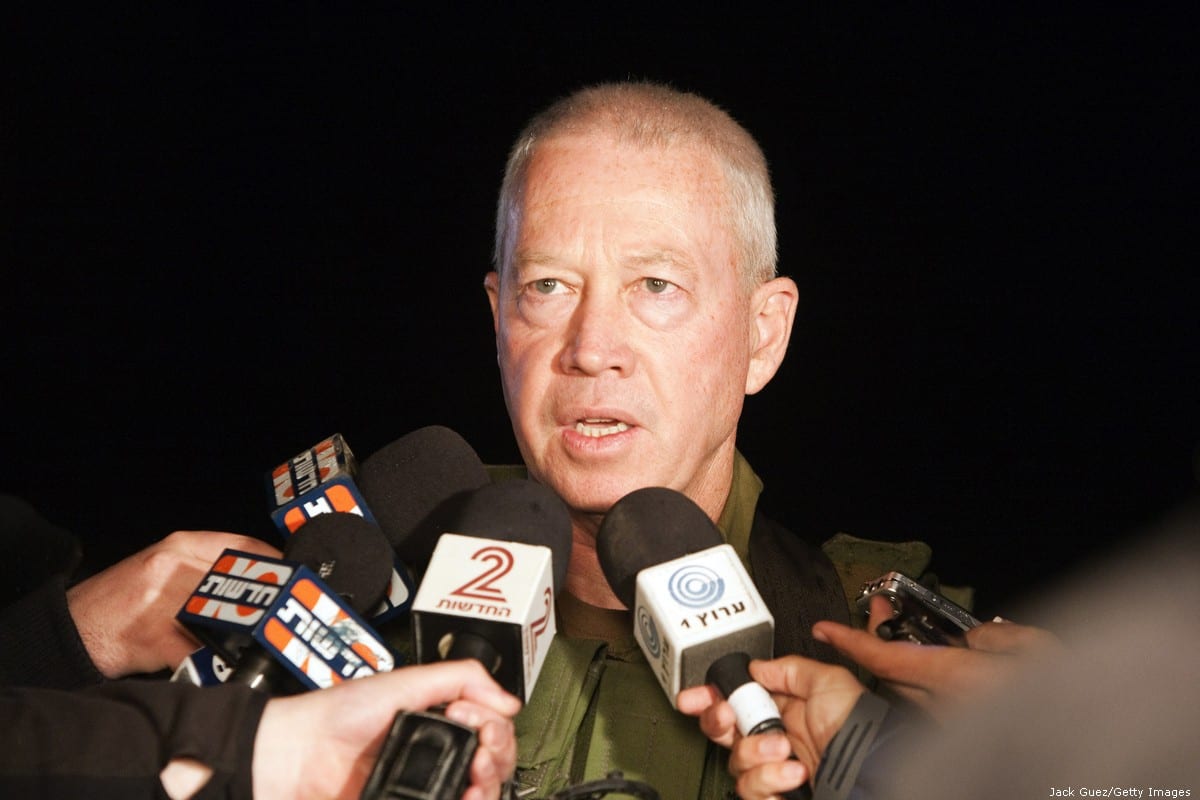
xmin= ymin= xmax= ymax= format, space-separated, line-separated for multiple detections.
xmin=598 ymin=488 xmax=775 ymax=709
xmin=409 ymin=480 xmax=571 ymax=702
xmin=362 ymin=480 xmax=572 ymax=800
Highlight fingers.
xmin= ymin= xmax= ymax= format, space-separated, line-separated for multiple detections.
xmin=698 ymin=697 xmax=741 ymax=749
xmin=812 ymin=621 xmax=931 ymax=685
xmin=728 ymin=734 xmax=807 ymax=800
xmin=389 ymin=660 xmax=523 ymax=719
xmin=676 ymin=683 xmax=720 ymax=715
xmin=748 ymin=655 xmax=867 ymax=759
xmin=865 ymin=594 xmax=894 ymax=633
xmin=748 ymin=654 xmax=862 ymax=701
xmin=815 ymin=618 xmax=959 ymax=699
xmin=728 ymin=731 xmax=791 ymax=774
xmin=463 ymin=717 xmax=518 ymax=800
xmin=815 ymin=619 xmax=1034 ymax=719
xmin=443 ymin=699 xmax=517 ymax=749
xmin=677 ymin=684 xmax=741 ymax=748
xmin=966 ymin=621 xmax=1063 ymax=656
xmin=167 ymin=530 xmax=283 ymax=563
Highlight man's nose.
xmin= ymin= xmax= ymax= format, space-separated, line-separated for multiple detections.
xmin=560 ymin=290 xmax=634 ymax=376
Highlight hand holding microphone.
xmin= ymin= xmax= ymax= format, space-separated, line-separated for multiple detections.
xmin=250 ymin=659 xmax=522 ymax=800
xmin=66 ymin=529 xmax=283 ymax=679
xmin=174 ymin=425 xmax=493 ymax=690
xmin=678 ymin=655 xmax=871 ymax=800
xmin=596 ymin=488 xmax=775 ymax=723
xmin=597 ymin=487 xmax=810 ymax=799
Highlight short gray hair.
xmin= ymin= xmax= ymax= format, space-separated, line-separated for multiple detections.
xmin=493 ymin=82 xmax=777 ymax=289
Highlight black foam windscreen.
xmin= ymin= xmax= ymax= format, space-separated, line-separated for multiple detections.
xmin=443 ymin=480 xmax=573 ymax=590
xmin=596 ymin=486 xmax=723 ymax=608
xmin=357 ymin=426 xmax=490 ymax=570
xmin=283 ymin=512 xmax=394 ymax=614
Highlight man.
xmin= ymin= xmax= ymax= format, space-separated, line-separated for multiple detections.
xmin=482 ymin=81 xmax=948 ymax=798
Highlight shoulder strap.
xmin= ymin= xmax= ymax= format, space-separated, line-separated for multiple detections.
xmin=749 ymin=511 xmax=856 ymax=670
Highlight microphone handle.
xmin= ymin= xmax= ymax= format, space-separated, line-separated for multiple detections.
xmin=445 ymin=630 xmax=503 ymax=677
xmin=707 ymin=652 xmax=811 ymax=800
xmin=226 ymin=648 xmax=288 ymax=694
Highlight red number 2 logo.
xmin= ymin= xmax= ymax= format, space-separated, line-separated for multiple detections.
xmin=450 ymin=545 xmax=513 ymax=602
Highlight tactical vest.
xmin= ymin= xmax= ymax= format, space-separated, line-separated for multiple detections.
xmin=508 ymin=511 xmax=911 ymax=799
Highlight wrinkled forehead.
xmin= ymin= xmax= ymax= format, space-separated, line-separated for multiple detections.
xmin=502 ymin=133 xmax=734 ymax=274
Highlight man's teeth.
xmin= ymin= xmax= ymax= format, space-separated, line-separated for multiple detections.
xmin=575 ymin=419 xmax=630 ymax=438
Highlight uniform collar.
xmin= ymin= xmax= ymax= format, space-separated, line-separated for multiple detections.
xmin=716 ymin=449 xmax=764 ymax=573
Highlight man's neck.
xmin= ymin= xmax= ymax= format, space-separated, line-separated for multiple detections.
xmin=563 ymin=477 xmax=735 ymax=610
xmin=564 ymin=511 xmax=625 ymax=608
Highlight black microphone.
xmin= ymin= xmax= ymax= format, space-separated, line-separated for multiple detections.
xmin=282 ymin=510 xmax=395 ymax=613
xmin=270 ymin=428 xmax=488 ymax=625
xmin=176 ymin=425 xmax=488 ymax=689
xmin=358 ymin=425 xmax=491 ymax=574
xmin=223 ymin=511 xmax=397 ymax=694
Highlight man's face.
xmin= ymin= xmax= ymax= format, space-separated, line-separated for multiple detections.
xmin=485 ymin=134 xmax=765 ymax=518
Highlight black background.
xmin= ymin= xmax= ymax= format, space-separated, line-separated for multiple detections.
xmin=4 ymin=6 xmax=1196 ymax=615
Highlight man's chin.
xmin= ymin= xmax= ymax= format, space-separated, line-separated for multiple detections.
xmin=544 ymin=474 xmax=660 ymax=519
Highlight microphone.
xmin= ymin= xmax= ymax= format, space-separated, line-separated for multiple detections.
xmin=357 ymin=425 xmax=492 ymax=573
xmin=170 ymin=645 xmax=233 ymax=687
xmin=361 ymin=480 xmax=571 ymax=800
xmin=233 ymin=511 xmax=396 ymax=692
xmin=180 ymin=512 xmax=397 ymax=693
xmin=410 ymin=479 xmax=572 ymax=701
xmin=266 ymin=433 xmax=418 ymax=625
xmin=176 ymin=549 xmax=300 ymax=672
xmin=269 ymin=426 xmax=489 ymax=625
xmin=596 ymin=488 xmax=775 ymax=715
xmin=267 ymin=433 xmax=369 ymax=533
xmin=706 ymin=651 xmax=790 ymax=737
xmin=175 ymin=425 xmax=486 ymax=686
xmin=598 ymin=488 xmax=809 ymax=799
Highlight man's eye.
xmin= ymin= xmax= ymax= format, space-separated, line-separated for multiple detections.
xmin=643 ymin=278 xmax=674 ymax=294
xmin=532 ymin=278 xmax=561 ymax=295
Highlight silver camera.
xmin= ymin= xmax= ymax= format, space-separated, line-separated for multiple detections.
xmin=856 ymin=571 xmax=980 ymax=646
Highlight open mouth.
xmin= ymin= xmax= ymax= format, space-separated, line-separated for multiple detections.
xmin=574 ymin=418 xmax=630 ymax=438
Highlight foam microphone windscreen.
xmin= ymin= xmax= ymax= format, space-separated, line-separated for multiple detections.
xmin=357 ymin=426 xmax=490 ymax=570
xmin=596 ymin=486 xmax=723 ymax=608
xmin=283 ymin=512 xmax=394 ymax=615
xmin=443 ymin=480 xmax=573 ymax=588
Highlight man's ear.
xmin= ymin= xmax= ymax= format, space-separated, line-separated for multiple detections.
xmin=483 ymin=271 xmax=501 ymax=333
xmin=745 ymin=276 xmax=798 ymax=395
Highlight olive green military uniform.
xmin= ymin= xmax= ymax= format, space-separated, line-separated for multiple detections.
xmin=491 ymin=452 xmax=965 ymax=799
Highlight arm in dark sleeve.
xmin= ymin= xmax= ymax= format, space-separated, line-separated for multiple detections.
xmin=0 ymin=494 xmax=103 ymax=689
xmin=812 ymin=692 xmax=926 ymax=800
xmin=0 ymin=680 xmax=268 ymax=800
xmin=0 ymin=574 xmax=104 ymax=689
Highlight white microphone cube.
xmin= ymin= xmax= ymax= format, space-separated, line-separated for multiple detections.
xmin=633 ymin=544 xmax=774 ymax=706
xmin=412 ymin=533 xmax=557 ymax=702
